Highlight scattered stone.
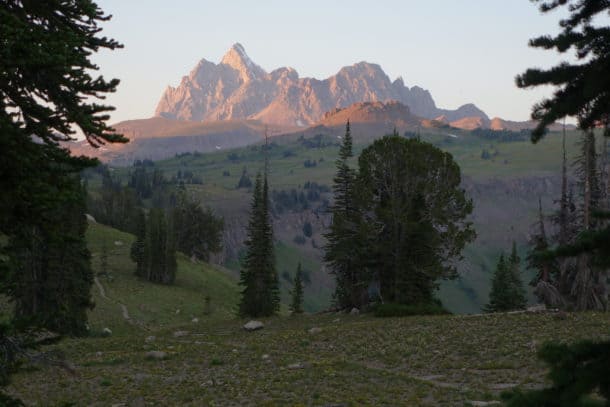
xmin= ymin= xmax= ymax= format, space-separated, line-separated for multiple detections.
xmin=287 ymin=362 xmax=304 ymax=369
xmin=102 ymin=327 xmax=112 ymax=337
xmin=332 ymin=318 xmax=340 ymax=323
xmin=308 ymin=327 xmax=322 ymax=334
xmin=350 ymin=307 xmax=360 ymax=315
xmin=191 ymin=317 xmax=199 ymax=323
xmin=114 ymin=240 xmax=123 ymax=246
xmin=145 ymin=336 xmax=156 ymax=343
xmin=554 ymin=310 xmax=568 ymax=320
xmin=145 ymin=351 xmax=167 ymax=360
xmin=243 ymin=320 xmax=264 ymax=331
xmin=85 ymin=214 xmax=96 ymax=223
xmin=261 ymin=354 xmax=270 ymax=360
xmin=175 ymin=309 xmax=181 ymax=314
xmin=173 ymin=330 xmax=190 ymax=338
xmin=527 ymin=304 xmax=546 ymax=312
xmin=129 ymin=396 xmax=145 ymax=407
xmin=95 ymin=351 xmax=103 ymax=357
xmin=232 ymin=349 xmax=238 ymax=353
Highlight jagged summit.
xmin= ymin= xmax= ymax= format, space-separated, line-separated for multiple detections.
xmin=155 ymin=43 xmax=489 ymax=127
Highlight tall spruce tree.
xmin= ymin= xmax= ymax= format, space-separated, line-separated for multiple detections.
xmin=506 ymin=1 xmax=610 ymax=403
xmin=238 ymin=138 xmax=279 ymax=317
xmin=507 ymin=242 xmax=527 ymax=310
xmin=485 ymin=254 xmax=512 ymax=313
xmin=130 ymin=209 xmax=147 ymax=278
xmin=324 ymin=121 xmax=364 ymax=308
xmin=0 ymin=1 xmax=125 ymax=399
xmin=290 ymin=263 xmax=305 ymax=314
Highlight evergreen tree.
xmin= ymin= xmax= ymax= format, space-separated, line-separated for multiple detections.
xmin=142 ymin=209 xmax=176 ymax=285
xmin=0 ymin=0 xmax=124 ymax=398
xmin=290 ymin=263 xmax=305 ymax=314
xmin=507 ymin=242 xmax=527 ymax=310
xmin=485 ymin=254 xmax=512 ymax=313
xmin=130 ymin=209 xmax=147 ymax=278
xmin=324 ymin=121 xmax=365 ymax=309
xmin=238 ymin=166 xmax=279 ymax=317
xmin=100 ymin=240 xmax=109 ymax=277
xmin=515 ymin=0 xmax=610 ymax=141
xmin=354 ymin=135 xmax=475 ymax=307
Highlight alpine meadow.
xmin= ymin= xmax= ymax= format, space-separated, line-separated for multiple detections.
xmin=1 ymin=1 xmax=609 ymax=406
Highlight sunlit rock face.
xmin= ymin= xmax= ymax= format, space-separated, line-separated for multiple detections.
xmin=155 ymin=43 xmax=488 ymax=127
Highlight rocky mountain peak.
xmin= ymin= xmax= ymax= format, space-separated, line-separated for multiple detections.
xmin=155 ymin=43 xmax=490 ymax=127
xmin=220 ymin=43 xmax=264 ymax=81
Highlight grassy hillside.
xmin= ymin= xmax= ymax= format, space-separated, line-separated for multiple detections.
xmin=6 ymin=218 xmax=610 ymax=406
xmin=86 ymin=128 xmax=604 ymax=314
xmin=85 ymin=221 xmax=239 ymax=336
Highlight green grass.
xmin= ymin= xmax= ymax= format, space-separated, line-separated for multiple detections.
xmin=6 ymin=221 xmax=610 ymax=405
xmin=86 ymin=222 xmax=239 ymax=335
xmin=86 ymin=128 xmax=600 ymax=314
xmin=7 ymin=310 xmax=610 ymax=405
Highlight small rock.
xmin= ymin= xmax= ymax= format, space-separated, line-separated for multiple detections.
xmin=95 ymin=351 xmax=103 ymax=357
xmin=232 ymin=348 xmax=238 ymax=353
xmin=145 ymin=336 xmax=156 ymax=343
xmin=85 ymin=214 xmax=96 ymax=223
xmin=175 ymin=309 xmax=181 ymax=314
xmin=129 ymin=396 xmax=145 ymax=407
xmin=102 ymin=327 xmax=112 ymax=337
xmin=527 ymin=304 xmax=546 ymax=312
xmin=554 ymin=310 xmax=568 ymax=320
xmin=261 ymin=354 xmax=270 ymax=360
xmin=287 ymin=362 xmax=304 ymax=369
xmin=243 ymin=320 xmax=264 ymax=331
xmin=332 ymin=318 xmax=340 ymax=323
xmin=173 ymin=330 xmax=190 ymax=337
xmin=468 ymin=402 xmax=500 ymax=407
xmin=191 ymin=317 xmax=199 ymax=323
xmin=350 ymin=307 xmax=360 ymax=315
xmin=308 ymin=327 xmax=322 ymax=334
xmin=145 ymin=351 xmax=167 ymax=360
xmin=114 ymin=240 xmax=123 ymax=246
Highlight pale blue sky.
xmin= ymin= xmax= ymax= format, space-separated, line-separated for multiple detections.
xmin=93 ymin=0 xmax=573 ymax=124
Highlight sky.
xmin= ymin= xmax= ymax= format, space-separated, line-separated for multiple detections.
xmin=93 ymin=0 xmax=575 ymax=124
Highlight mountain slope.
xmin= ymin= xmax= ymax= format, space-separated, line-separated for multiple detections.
xmin=155 ymin=43 xmax=489 ymax=127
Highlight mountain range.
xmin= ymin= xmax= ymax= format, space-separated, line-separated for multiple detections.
xmin=155 ymin=43 xmax=489 ymax=127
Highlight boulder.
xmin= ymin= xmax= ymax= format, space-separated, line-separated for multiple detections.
xmin=243 ymin=320 xmax=264 ymax=331
xmin=102 ymin=327 xmax=112 ymax=337
xmin=527 ymin=304 xmax=546 ymax=313
xmin=350 ymin=307 xmax=360 ymax=315
xmin=145 ymin=336 xmax=156 ymax=343
xmin=308 ymin=327 xmax=322 ymax=334
xmin=145 ymin=351 xmax=167 ymax=360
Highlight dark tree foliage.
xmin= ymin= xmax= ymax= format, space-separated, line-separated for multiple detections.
xmin=507 ymin=1 xmax=610 ymax=404
xmin=171 ymin=189 xmax=224 ymax=261
xmin=238 ymin=172 xmax=279 ymax=317
xmin=324 ymin=122 xmax=365 ymax=308
xmin=289 ymin=263 xmax=305 ymax=314
xmin=355 ymin=135 xmax=475 ymax=306
xmin=515 ymin=0 xmax=610 ymax=142
xmin=487 ymin=244 xmax=527 ymax=313
xmin=143 ymin=208 xmax=176 ymax=285
xmin=503 ymin=340 xmax=610 ymax=407
xmin=0 ymin=0 xmax=126 ymax=399
xmin=130 ymin=209 xmax=147 ymax=278
xmin=236 ymin=167 xmax=252 ymax=189
xmin=7 ymin=177 xmax=94 ymax=335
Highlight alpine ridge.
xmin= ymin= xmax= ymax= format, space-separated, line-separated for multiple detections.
xmin=155 ymin=43 xmax=489 ymax=127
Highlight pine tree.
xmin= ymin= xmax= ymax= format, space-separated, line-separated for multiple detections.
xmin=238 ymin=138 xmax=279 ymax=317
xmin=485 ymin=254 xmax=512 ymax=312
xmin=130 ymin=209 xmax=147 ymax=278
xmin=507 ymin=242 xmax=527 ymax=310
xmin=324 ymin=121 xmax=363 ymax=309
xmin=100 ymin=240 xmax=109 ymax=277
xmin=290 ymin=263 xmax=305 ymax=314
